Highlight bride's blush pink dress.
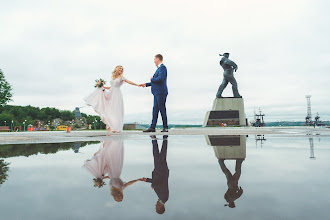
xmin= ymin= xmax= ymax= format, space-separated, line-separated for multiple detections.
xmin=84 ymin=77 xmax=126 ymax=132
xmin=82 ymin=144 xmax=109 ymax=179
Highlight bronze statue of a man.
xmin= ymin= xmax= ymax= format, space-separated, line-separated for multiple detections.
xmin=216 ymin=53 xmax=242 ymax=98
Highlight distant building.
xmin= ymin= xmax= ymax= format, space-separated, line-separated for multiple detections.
xmin=75 ymin=107 xmax=82 ymax=118
xmin=123 ymin=123 xmax=148 ymax=130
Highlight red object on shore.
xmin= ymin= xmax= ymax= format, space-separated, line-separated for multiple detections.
xmin=67 ymin=127 xmax=71 ymax=133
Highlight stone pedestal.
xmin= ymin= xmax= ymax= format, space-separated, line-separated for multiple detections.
xmin=203 ymin=97 xmax=246 ymax=127
xmin=205 ymin=135 xmax=246 ymax=159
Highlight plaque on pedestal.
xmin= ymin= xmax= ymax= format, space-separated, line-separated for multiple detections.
xmin=205 ymin=135 xmax=246 ymax=159
xmin=203 ymin=97 xmax=246 ymax=127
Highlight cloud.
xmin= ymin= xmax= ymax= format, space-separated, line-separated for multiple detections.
xmin=1 ymin=0 xmax=329 ymax=123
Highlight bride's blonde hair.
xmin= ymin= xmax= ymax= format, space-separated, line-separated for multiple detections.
xmin=111 ymin=186 xmax=124 ymax=202
xmin=112 ymin=65 xmax=124 ymax=79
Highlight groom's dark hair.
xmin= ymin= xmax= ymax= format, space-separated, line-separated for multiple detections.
xmin=155 ymin=54 xmax=163 ymax=61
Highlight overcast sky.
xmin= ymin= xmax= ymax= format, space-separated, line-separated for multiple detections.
xmin=1 ymin=0 xmax=329 ymax=124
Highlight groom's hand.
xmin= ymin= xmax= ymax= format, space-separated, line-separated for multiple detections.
xmin=139 ymin=84 xmax=146 ymax=88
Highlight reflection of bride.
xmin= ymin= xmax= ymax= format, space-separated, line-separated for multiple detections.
xmin=107 ymin=138 xmax=145 ymax=202
xmin=83 ymin=139 xmax=144 ymax=202
xmin=83 ymin=144 xmax=109 ymax=188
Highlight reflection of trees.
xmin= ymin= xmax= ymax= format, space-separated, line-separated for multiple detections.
xmin=0 ymin=141 xmax=99 ymax=158
xmin=0 ymin=159 xmax=10 ymax=186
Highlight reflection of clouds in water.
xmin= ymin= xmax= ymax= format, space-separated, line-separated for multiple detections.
xmin=255 ymin=136 xmax=326 ymax=150
xmin=1 ymin=136 xmax=330 ymax=219
xmin=104 ymin=201 xmax=117 ymax=208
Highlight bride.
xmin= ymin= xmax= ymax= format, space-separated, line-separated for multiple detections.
xmin=84 ymin=65 xmax=141 ymax=133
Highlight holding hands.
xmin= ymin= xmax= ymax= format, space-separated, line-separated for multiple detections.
xmin=137 ymin=76 xmax=152 ymax=87
xmin=137 ymin=76 xmax=152 ymax=88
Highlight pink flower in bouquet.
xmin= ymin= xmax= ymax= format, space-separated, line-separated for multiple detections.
xmin=94 ymin=78 xmax=106 ymax=88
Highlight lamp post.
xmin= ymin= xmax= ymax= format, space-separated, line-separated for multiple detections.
xmin=4 ymin=120 xmax=6 ymax=126
xmin=23 ymin=120 xmax=27 ymax=131
xmin=94 ymin=119 xmax=97 ymax=130
xmin=11 ymin=120 xmax=13 ymax=131
xmin=81 ymin=118 xmax=85 ymax=128
xmin=99 ymin=119 xmax=101 ymax=129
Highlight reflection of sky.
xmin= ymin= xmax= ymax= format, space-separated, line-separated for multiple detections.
xmin=0 ymin=135 xmax=330 ymax=219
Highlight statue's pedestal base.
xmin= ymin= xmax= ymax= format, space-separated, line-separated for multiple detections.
xmin=203 ymin=97 xmax=246 ymax=127
xmin=205 ymin=135 xmax=246 ymax=159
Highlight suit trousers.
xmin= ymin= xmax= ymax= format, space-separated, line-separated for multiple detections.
xmin=151 ymin=94 xmax=168 ymax=129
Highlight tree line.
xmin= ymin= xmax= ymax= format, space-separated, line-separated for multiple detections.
xmin=0 ymin=105 xmax=105 ymax=129
xmin=0 ymin=68 xmax=105 ymax=129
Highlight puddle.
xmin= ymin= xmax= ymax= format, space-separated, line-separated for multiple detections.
xmin=0 ymin=135 xmax=329 ymax=219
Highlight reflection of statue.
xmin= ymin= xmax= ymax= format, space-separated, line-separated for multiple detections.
xmin=216 ymin=53 xmax=242 ymax=98
xmin=205 ymin=135 xmax=246 ymax=208
xmin=219 ymin=159 xmax=244 ymax=208
xmin=142 ymin=135 xmax=169 ymax=215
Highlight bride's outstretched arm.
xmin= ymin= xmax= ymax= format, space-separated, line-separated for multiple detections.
xmin=124 ymin=79 xmax=140 ymax=87
xmin=123 ymin=178 xmax=145 ymax=189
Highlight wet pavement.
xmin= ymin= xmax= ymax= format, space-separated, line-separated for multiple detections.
xmin=0 ymin=135 xmax=329 ymax=220
xmin=1 ymin=127 xmax=330 ymax=145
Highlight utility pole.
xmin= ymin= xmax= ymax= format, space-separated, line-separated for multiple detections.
xmin=305 ymin=95 xmax=312 ymax=125
xmin=309 ymin=138 xmax=316 ymax=160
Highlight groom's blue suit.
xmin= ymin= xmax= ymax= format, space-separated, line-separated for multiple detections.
xmin=146 ymin=63 xmax=168 ymax=129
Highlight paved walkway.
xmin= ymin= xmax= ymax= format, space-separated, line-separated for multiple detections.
xmin=0 ymin=127 xmax=329 ymax=144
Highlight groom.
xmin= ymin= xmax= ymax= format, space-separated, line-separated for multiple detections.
xmin=141 ymin=135 xmax=169 ymax=214
xmin=141 ymin=54 xmax=168 ymax=132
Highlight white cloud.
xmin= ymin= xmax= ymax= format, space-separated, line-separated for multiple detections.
xmin=1 ymin=0 xmax=329 ymax=123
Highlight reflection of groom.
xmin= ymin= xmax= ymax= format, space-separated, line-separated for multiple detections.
xmin=142 ymin=135 xmax=169 ymax=214
xmin=141 ymin=54 xmax=168 ymax=132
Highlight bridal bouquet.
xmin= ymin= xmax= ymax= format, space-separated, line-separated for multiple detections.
xmin=93 ymin=178 xmax=106 ymax=188
xmin=94 ymin=78 xmax=106 ymax=88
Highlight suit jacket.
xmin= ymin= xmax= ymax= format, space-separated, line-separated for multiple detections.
xmin=146 ymin=64 xmax=168 ymax=95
